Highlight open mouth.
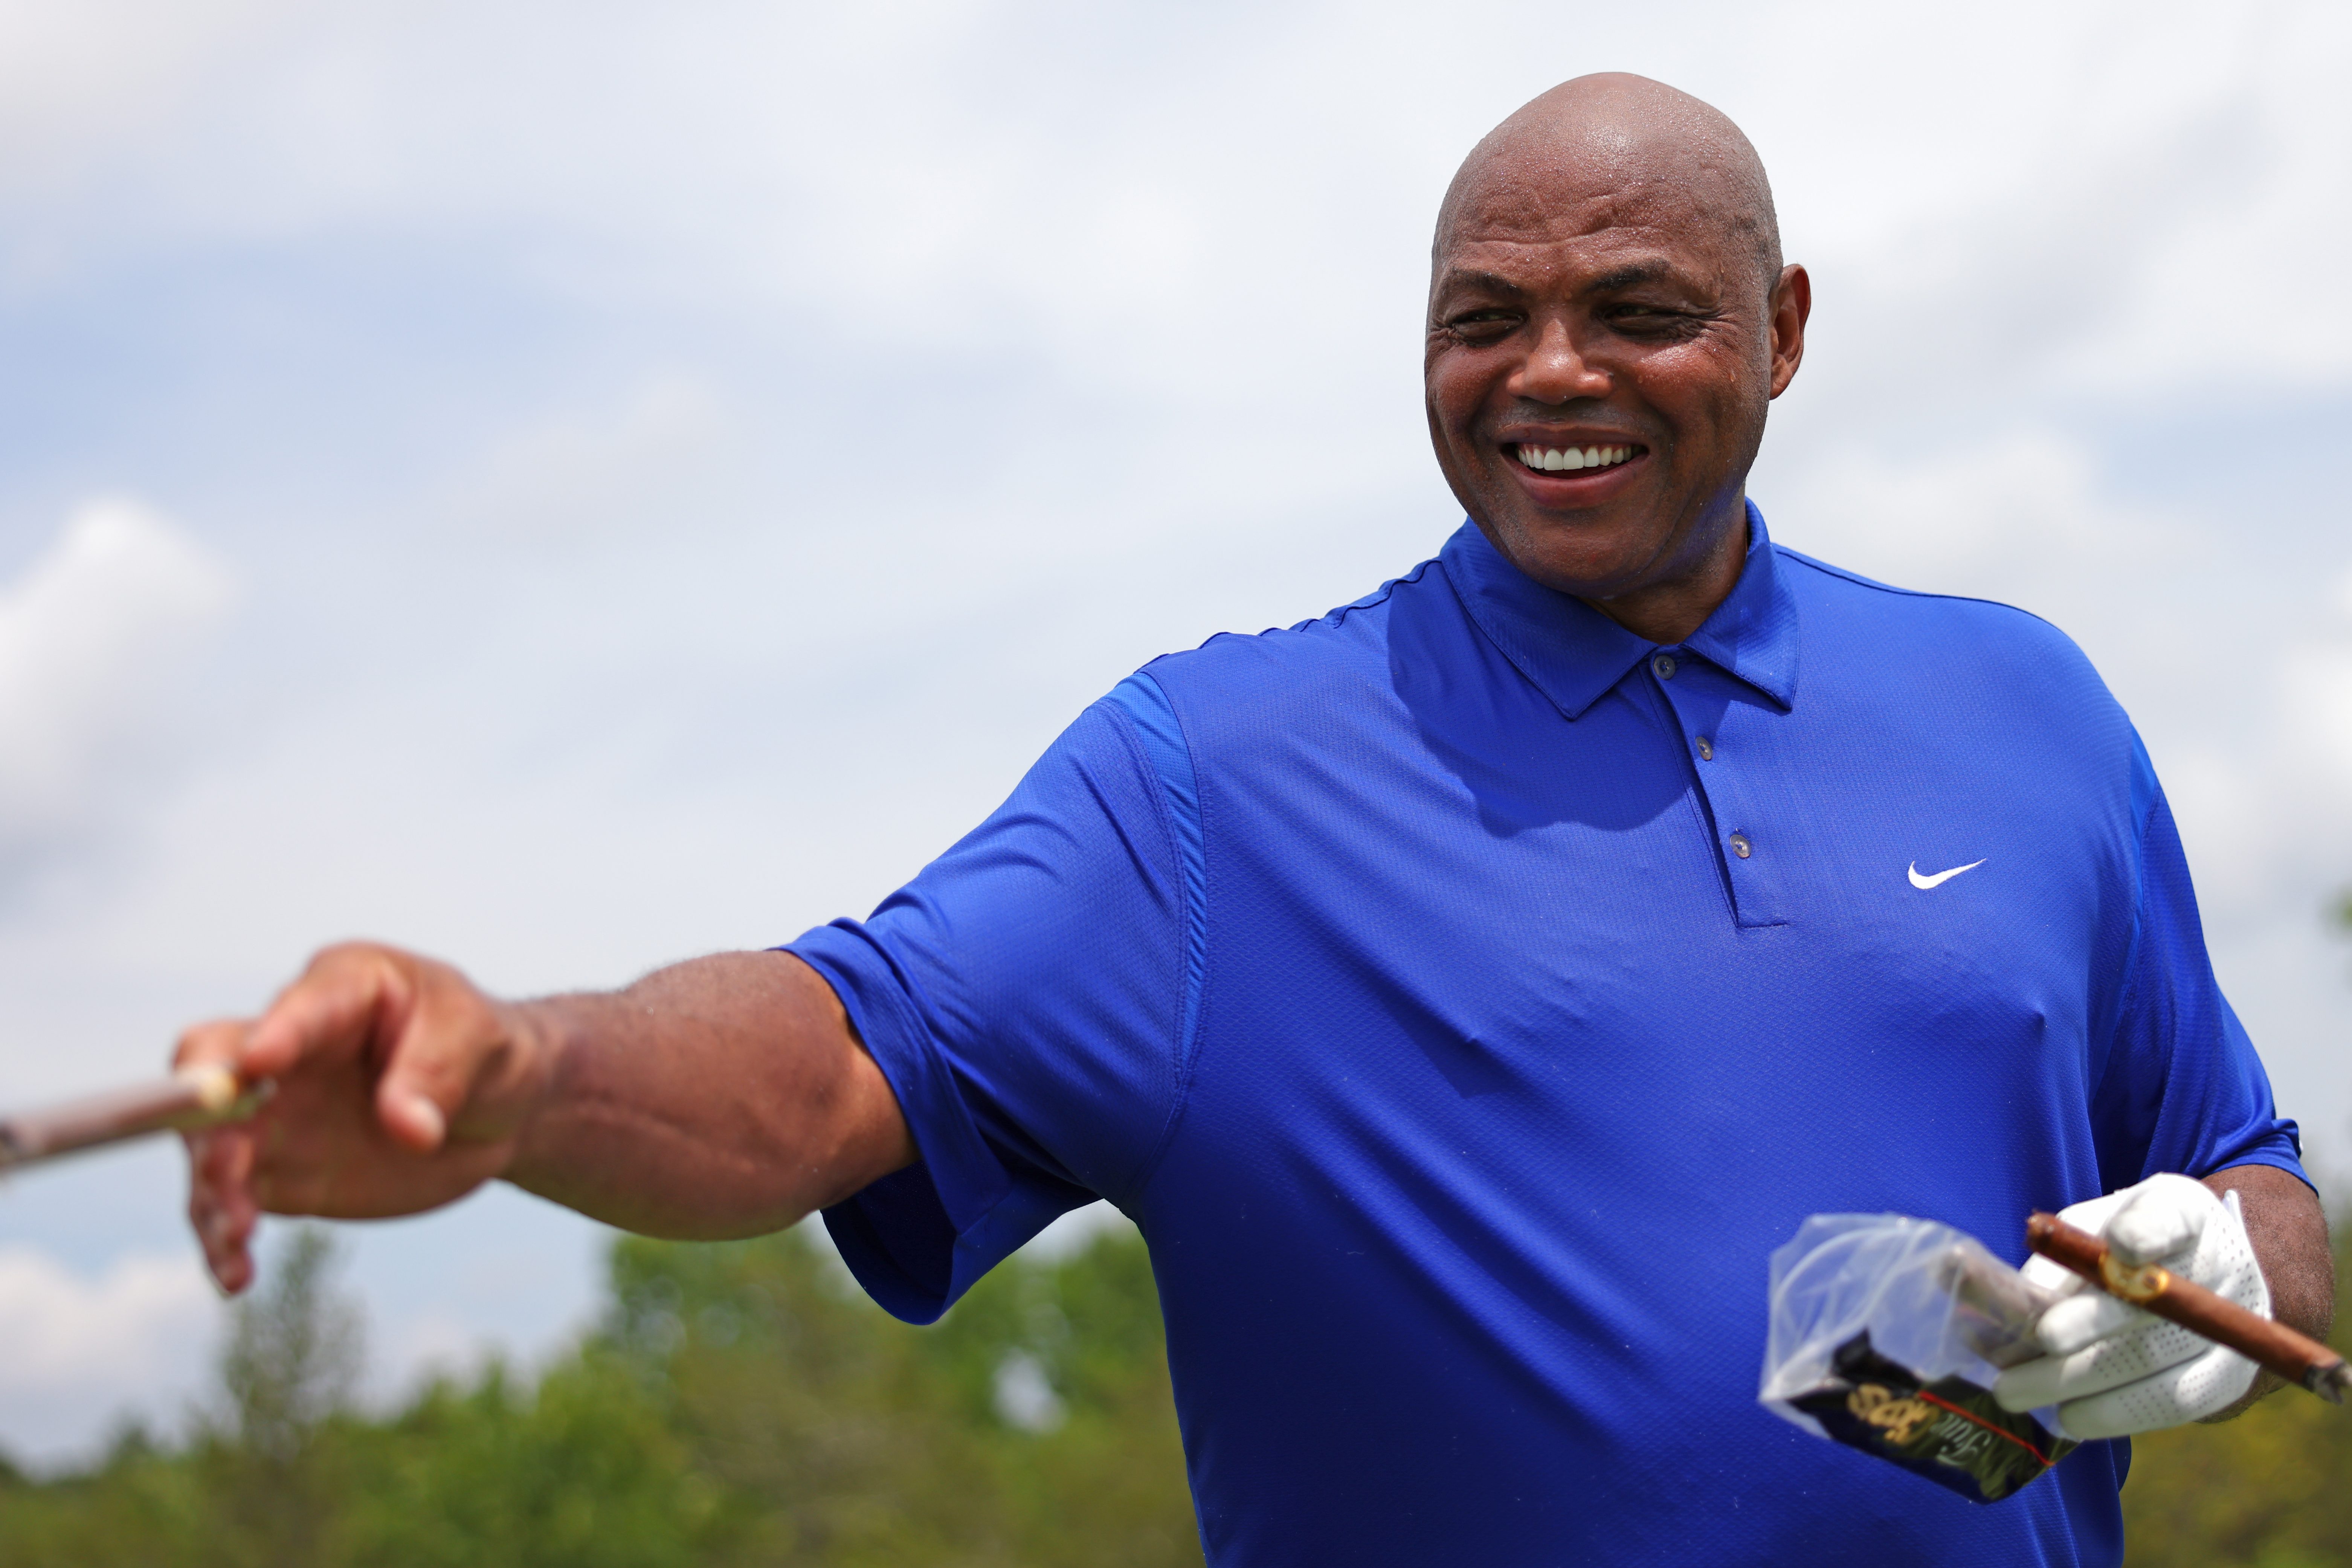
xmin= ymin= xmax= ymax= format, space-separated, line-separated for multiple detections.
xmin=1512 ymin=442 xmax=1641 ymax=475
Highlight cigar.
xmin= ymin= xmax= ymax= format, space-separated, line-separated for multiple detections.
xmin=0 ymin=1066 xmax=273 ymax=1171
xmin=2027 ymin=1210 xmax=2352 ymax=1404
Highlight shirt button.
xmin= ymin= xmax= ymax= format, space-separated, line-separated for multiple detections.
xmin=1695 ymin=736 xmax=1714 ymax=761
xmin=1728 ymin=833 xmax=1752 ymax=859
xmin=1651 ymin=653 xmax=1677 ymax=680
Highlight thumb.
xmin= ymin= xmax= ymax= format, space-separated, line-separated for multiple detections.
xmin=377 ymin=1078 xmax=448 ymax=1151
xmin=371 ymin=962 xmax=508 ymax=1153
xmin=2106 ymin=1174 xmax=2212 ymax=1266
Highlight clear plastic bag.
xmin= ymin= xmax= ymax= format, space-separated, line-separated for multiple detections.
xmin=1759 ymin=1214 xmax=2074 ymax=1503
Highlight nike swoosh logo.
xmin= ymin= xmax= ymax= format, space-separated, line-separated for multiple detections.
xmin=1908 ymin=859 xmax=1986 ymax=890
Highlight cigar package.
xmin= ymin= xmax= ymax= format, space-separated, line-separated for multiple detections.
xmin=1759 ymin=1214 xmax=2075 ymax=1504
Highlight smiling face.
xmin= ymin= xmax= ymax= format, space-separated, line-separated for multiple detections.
xmin=1424 ymin=81 xmax=1808 ymax=640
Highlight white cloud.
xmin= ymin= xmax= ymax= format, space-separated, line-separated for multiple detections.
xmin=0 ymin=499 xmax=234 ymax=864
xmin=0 ymin=0 xmax=292 ymax=205
xmin=1771 ymin=432 xmax=2164 ymax=597
xmin=449 ymin=373 xmax=735 ymax=542
xmin=0 ymin=1245 xmax=218 ymax=1461
xmin=0 ymin=1244 xmax=214 ymax=1393
xmin=2283 ymin=645 xmax=2352 ymax=792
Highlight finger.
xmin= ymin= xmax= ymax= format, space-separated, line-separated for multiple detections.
xmin=375 ymin=1073 xmax=447 ymax=1152
xmin=372 ymin=970 xmax=506 ymax=1153
xmin=190 ymin=1121 xmax=256 ymax=1196
xmin=172 ymin=1018 xmax=250 ymax=1074
xmin=2054 ymin=1190 xmax=2129 ymax=1236
xmin=201 ymin=1187 xmax=259 ymax=1294
xmin=2018 ymin=1253 xmax=2085 ymax=1295
xmin=2106 ymin=1180 xmax=2204 ymax=1266
xmin=1995 ymin=1354 xmax=2064 ymax=1413
xmin=2056 ymin=1343 xmax=2257 ymax=1439
xmin=242 ymin=944 xmax=411 ymax=1079
xmin=2036 ymin=1289 xmax=2147 ymax=1356
xmin=185 ymin=1126 xmax=259 ymax=1294
xmin=1995 ymin=1317 xmax=2211 ymax=1411
xmin=374 ymin=997 xmax=466 ymax=1153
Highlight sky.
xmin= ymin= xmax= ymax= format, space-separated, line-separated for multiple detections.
xmin=0 ymin=0 xmax=2346 ymax=1465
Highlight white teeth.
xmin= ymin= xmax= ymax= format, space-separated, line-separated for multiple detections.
xmin=1519 ymin=443 xmax=1635 ymax=472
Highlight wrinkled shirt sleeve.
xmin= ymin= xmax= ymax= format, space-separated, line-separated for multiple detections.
xmin=2091 ymin=745 xmax=2307 ymax=1192
xmin=785 ymin=679 xmax=1192 ymax=1323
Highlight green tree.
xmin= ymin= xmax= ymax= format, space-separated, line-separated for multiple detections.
xmin=212 ymin=1226 xmax=364 ymax=1564
xmin=0 ymin=1220 xmax=1202 ymax=1567
xmin=2121 ymin=1223 xmax=2352 ymax=1567
xmin=592 ymin=1220 xmax=1200 ymax=1566
xmin=2120 ymin=891 xmax=2352 ymax=1565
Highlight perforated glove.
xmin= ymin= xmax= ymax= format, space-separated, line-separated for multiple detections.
xmin=1992 ymin=1173 xmax=2267 ymax=1439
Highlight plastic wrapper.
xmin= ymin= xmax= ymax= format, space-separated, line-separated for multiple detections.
xmin=1759 ymin=1214 xmax=2076 ymax=1504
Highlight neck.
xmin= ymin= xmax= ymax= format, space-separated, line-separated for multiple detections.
xmin=1578 ymin=501 xmax=1749 ymax=644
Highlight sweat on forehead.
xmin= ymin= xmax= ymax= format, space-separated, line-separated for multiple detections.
xmin=1433 ymin=73 xmax=1780 ymax=286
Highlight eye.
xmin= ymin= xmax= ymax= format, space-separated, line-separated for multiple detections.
xmin=1602 ymin=303 xmax=1702 ymax=337
xmin=1439 ymin=307 xmax=1521 ymax=344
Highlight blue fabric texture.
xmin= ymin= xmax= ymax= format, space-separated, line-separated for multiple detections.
xmin=787 ymin=502 xmax=2304 ymax=1567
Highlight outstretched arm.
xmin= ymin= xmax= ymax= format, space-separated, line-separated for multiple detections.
xmin=176 ymin=943 xmax=914 ymax=1293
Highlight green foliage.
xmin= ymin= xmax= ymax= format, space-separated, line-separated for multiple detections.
xmin=23 ymin=1203 xmax=2352 ymax=1568
xmin=6 ymin=1207 xmax=2352 ymax=1563
xmin=2122 ymin=1224 xmax=2352 ymax=1567
xmin=0 ymin=1221 xmax=1200 ymax=1567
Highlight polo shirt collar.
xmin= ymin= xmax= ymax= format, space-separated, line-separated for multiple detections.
xmin=1439 ymin=498 xmax=1799 ymax=721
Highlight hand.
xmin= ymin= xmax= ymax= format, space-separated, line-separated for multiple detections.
xmin=175 ymin=943 xmax=555 ymax=1295
xmin=1992 ymin=1173 xmax=2268 ymax=1438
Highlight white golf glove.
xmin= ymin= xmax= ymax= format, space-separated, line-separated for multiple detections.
xmin=1992 ymin=1173 xmax=2267 ymax=1439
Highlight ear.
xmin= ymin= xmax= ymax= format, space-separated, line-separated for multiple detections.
xmin=1767 ymin=263 xmax=1810 ymax=400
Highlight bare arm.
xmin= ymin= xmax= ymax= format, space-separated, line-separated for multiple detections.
xmin=176 ymin=943 xmax=915 ymax=1293
xmin=2201 ymin=1163 xmax=2335 ymax=1418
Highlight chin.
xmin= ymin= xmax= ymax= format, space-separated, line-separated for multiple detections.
xmin=1479 ymin=514 xmax=1653 ymax=592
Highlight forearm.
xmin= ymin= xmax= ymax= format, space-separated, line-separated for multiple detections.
xmin=2199 ymin=1163 xmax=2334 ymax=1419
xmin=503 ymin=951 xmax=915 ymax=1238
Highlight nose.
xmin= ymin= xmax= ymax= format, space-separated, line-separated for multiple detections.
xmin=1512 ymin=316 xmax=1609 ymax=405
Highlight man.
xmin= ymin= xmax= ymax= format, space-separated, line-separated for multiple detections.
xmin=180 ymin=75 xmax=2328 ymax=1564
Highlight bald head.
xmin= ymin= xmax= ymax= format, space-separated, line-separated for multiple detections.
xmin=1435 ymin=74 xmax=1780 ymax=294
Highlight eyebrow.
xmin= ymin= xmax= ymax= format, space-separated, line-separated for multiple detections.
xmin=1433 ymin=269 xmax=1530 ymax=300
xmin=1433 ymin=258 xmax=1691 ymax=302
xmin=1587 ymin=261 xmax=1678 ymax=292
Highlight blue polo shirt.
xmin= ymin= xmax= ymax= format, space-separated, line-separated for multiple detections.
xmin=787 ymin=503 xmax=2303 ymax=1567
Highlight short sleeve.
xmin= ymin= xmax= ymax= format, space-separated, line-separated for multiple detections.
xmin=2089 ymin=747 xmax=2307 ymax=1192
xmin=785 ymin=675 xmax=1199 ymax=1323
